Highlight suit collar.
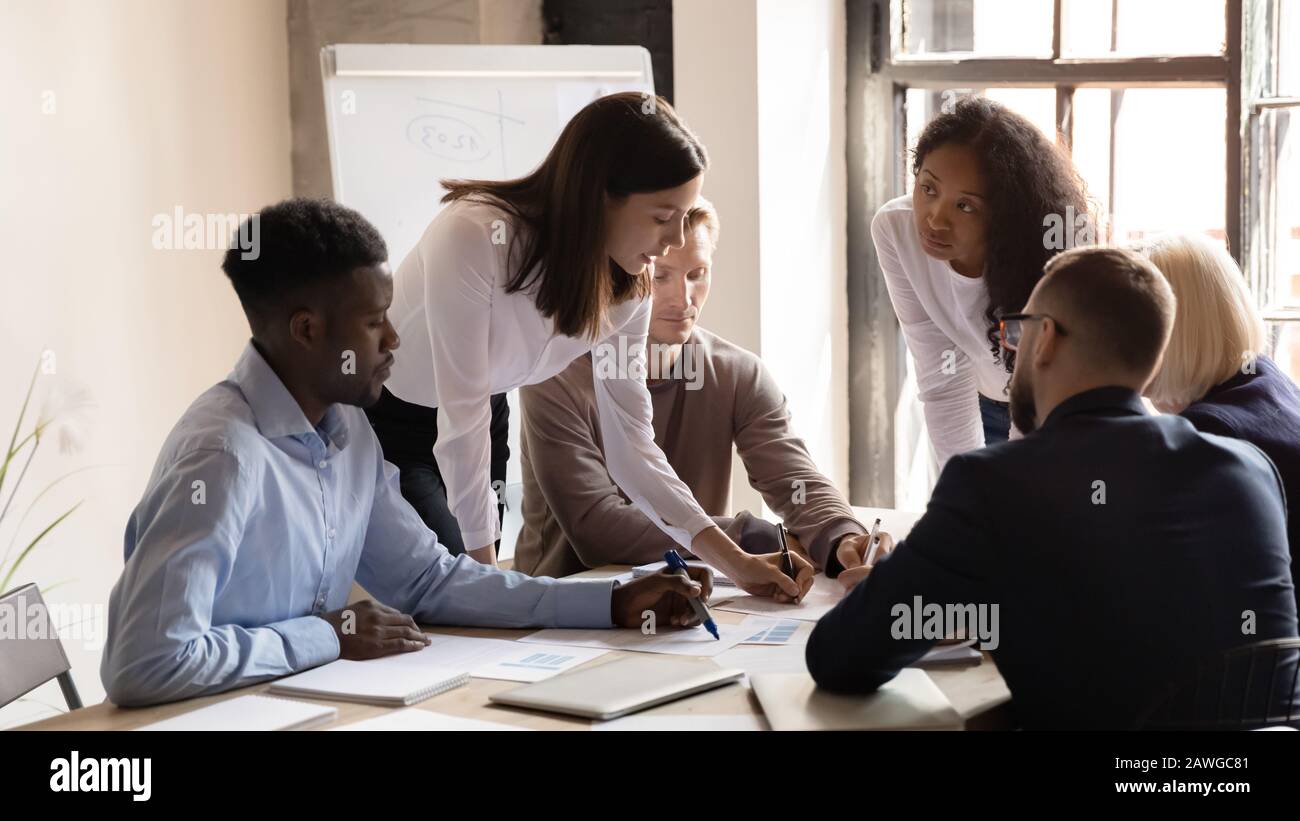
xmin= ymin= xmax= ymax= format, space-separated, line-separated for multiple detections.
xmin=1039 ymin=386 xmax=1148 ymax=431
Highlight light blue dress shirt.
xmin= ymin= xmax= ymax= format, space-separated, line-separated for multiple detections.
xmin=101 ymin=342 xmax=613 ymax=706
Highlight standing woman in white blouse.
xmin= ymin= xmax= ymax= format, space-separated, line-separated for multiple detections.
xmin=368 ymin=92 xmax=813 ymax=601
xmin=872 ymin=95 xmax=1091 ymax=470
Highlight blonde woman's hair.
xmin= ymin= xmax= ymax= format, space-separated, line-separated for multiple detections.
xmin=1136 ymin=233 xmax=1266 ymax=413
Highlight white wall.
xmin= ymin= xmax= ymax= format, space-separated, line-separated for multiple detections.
xmin=673 ymin=0 xmax=849 ymax=514
xmin=0 ymin=0 xmax=292 ymax=728
xmin=756 ymin=0 xmax=849 ymax=496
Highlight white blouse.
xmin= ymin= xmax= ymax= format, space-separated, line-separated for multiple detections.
xmin=385 ymin=198 xmax=714 ymax=551
xmin=872 ymin=194 xmax=1019 ymax=469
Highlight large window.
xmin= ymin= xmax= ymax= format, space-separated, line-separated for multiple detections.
xmin=1245 ymin=0 xmax=1300 ymax=378
xmin=845 ymin=0 xmax=1297 ymax=506
xmin=893 ymin=0 xmax=1236 ymax=248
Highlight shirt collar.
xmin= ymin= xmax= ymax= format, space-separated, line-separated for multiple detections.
xmin=1039 ymin=385 xmax=1148 ymax=431
xmin=231 ymin=341 xmax=351 ymax=450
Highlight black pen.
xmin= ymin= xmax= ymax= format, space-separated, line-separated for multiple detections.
xmin=777 ymin=524 xmax=797 ymax=580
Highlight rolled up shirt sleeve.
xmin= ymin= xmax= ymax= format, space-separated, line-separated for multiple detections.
xmin=730 ymin=353 xmax=866 ymax=569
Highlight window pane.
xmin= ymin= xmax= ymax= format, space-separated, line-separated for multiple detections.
xmin=903 ymin=88 xmax=1059 ymax=194
xmin=899 ymin=0 xmax=1053 ymax=58
xmin=1280 ymin=0 xmax=1300 ymax=97
xmin=1073 ymin=87 xmax=1226 ymax=243
xmin=1261 ymin=106 xmax=1300 ymax=308
xmin=984 ymin=88 xmax=1059 ymax=139
xmin=1062 ymin=0 xmax=1226 ymax=57
xmin=1070 ymin=88 xmax=1112 ymax=220
xmin=1269 ymin=322 xmax=1300 ymax=384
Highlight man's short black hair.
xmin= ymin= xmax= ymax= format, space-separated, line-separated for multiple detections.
xmin=222 ymin=197 xmax=387 ymax=324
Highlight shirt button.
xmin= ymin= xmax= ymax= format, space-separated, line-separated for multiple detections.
xmin=328 ymin=528 xmax=337 ymax=539
xmin=318 ymin=460 xmax=327 ymax=469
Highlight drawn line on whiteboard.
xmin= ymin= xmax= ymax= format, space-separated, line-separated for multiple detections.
xmin=497 ymin=89 xmax=507 ymax=176
xmin=415 ymin=96 xmax=526 ymax=125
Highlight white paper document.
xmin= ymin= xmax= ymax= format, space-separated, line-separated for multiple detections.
xmin=739 ymin=618 xmax=807 ymax=645
xmin=470 ymin=644 xmax=609 ymax=683
xmin=714 ymin=642 xmax=809 ymax=684
xmin=632 ymin=559 xmax=735 ymax=586
xmin=917 ymin=639 xmax=982 ymax=665
xmin=518 ymin=619 xmax=750 ymax=657
xmin=268 ymin=633 xmax=529 ymax=705
xmin=711 ymin=575 xmax=845 ymax=622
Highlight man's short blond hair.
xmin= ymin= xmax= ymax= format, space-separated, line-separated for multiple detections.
xmin=684 ymin=196 xmax=720 ymax=249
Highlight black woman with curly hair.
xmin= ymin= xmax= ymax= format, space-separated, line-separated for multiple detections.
xmin=873 ymin=95 xmax=1092 ymax=470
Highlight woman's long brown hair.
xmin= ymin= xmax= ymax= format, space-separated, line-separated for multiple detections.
xmin=441 ymin=92 xmax=708 ymax=340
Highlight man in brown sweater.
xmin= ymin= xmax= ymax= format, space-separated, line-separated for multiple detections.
xmin=515 ymin=198 xmax=873 ymax=580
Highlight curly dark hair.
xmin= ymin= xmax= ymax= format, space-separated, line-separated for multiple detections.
xmin=913 ymin=95 xmax=1091 ymax=375
xmin=221 ymin=197 xmax=388 ymax=324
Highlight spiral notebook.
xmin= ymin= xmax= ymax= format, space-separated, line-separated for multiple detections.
xmin=268 ymin=653 xmax=469 ymax=707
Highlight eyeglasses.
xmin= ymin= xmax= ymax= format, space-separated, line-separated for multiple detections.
xmin=998 ymin=313 xmax=1066 ymax=351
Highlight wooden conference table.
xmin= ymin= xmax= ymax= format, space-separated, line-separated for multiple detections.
xmin=21 ymin=508 xmax=1014 ymax=731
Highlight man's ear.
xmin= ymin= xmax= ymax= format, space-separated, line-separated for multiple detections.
xmin=1032 ymin=317 xmax=1059 ymax=367
xmin=287 ymin=308 xmax=319 ymax=352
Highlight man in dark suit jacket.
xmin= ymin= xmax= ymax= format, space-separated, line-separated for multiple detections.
xmin=808 ymin=247 xmax=1298 ymax=730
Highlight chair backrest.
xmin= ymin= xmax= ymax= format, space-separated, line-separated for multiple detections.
xmin=0 ymin=583 xmax=83 ymax=710
xmin=1136 ymin=637 xmax=1300 ymax=730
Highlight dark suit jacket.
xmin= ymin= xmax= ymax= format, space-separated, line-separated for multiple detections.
xmin=1182 ymin=355 xmax=1300 ymax=618
xmin=807 ymin=387 xmax=1298 ymax=729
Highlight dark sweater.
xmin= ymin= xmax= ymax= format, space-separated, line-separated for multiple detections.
xmin=1182 ymin=355 xmax=1300 ymax=617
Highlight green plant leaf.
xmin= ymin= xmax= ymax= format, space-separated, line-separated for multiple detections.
xmin=0 ymin=358 xmax=41 ymax=500
xmin=0 ymin=463 xmax=108 ymax=572
xmin=0 ymin=501 xmax=81 ymax=595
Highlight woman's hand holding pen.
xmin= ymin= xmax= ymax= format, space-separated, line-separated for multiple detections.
xmin=736 ymin=551 xmax=815 ymax=603
xmin=691 ymin=526 xmax=814 ymax=602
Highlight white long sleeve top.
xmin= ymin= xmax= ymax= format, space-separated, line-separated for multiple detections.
xmin=872 ymin=194 xmax=1017 ymax=469
xmin=384 ymin=198 xmax=714 ymax=550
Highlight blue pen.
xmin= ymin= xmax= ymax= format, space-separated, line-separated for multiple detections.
xmin=663 ymin=550 xmax=720 ymax=640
